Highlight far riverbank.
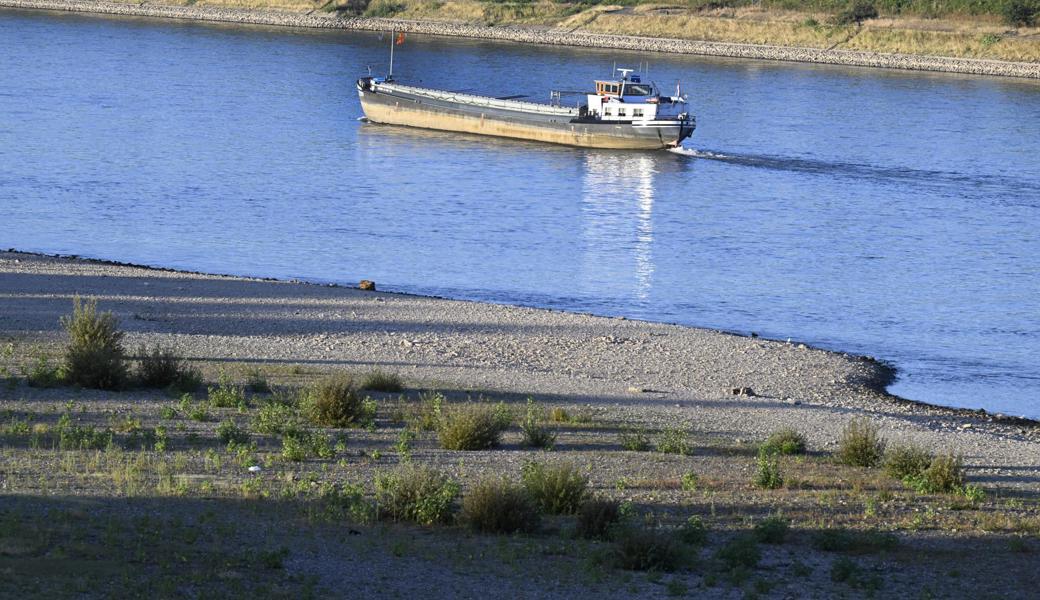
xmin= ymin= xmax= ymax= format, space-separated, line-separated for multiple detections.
xmin=2 ymin=0 xmax=1039 ymax=78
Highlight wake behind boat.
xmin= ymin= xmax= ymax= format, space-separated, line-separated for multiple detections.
xmin=357 ymin=52 xmax=695 ymax=150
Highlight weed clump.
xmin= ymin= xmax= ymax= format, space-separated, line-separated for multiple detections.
xmin=610 ymin=527 xmax=685 ymax=572
xmin=883 ymin=443 xmax=933 ymax=481
xmin=833 ymin=0 xmax=878 ymax=25
xmin=519 ymin=398 xmax=556 ymax=450
xmin=813 ymin=528 xmax=898 ymax=553
xmin=716 ymin=534 xmax=761 ymax=569
xmin=136 ymin=345 xmax=201 ymax=392
xmin=208 ymin=373 xmax=247 ymax=409
xmin=575 ymin=497 xmax=621 ymax=540
xmin=461 ymin=478 xmax=541 ymax=534
xmin=679 ymin=515 xmax=708 ymax=546
xmin=656 ymin=426 xmax=693 ymax=456
xmin=521 ymin=461 xmax=588 ymax=514
xmin=281 ymin=430 xmax=334 ymax=461
xmin=361 ymin=369 xmax=403 ymax=393
xmin=761 ymin=428 xmax=807 ymax=455
xmin=837 ymin=417 xmax=885 ymax=467
xmin=61 ymin=297 xmax=127 ymax=390
xmin=619 ymin=427 xmax=651 ymax=452
xmin=754 ymin=516 xmax=789 ymax=544
xmin=252 ymin=400 xmax=303 ymax=435
xmin=906 ymin=453 xmax=965 ymax=494
xmin=1002 ymin=0 xmax=1037 ymax=26
xmin=375 ymin=464 xmax=459 ymax=525
xmin=216 ymin=419 xmax=249 ymax=445
xmin=755 ymin=448 xmax=784 ymax=489
xmin=437 ymin=401 xmax=511 ymax=451
xmin=56 ymin=414 xmax=113 ymax=450
xmin=302 ymin=373 xmax=374 ymax=428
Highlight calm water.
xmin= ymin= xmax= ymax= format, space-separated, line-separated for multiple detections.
xmin=2 ymin=10 xmax=1039 ymax=417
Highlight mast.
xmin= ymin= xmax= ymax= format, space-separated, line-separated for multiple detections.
xmin=388 ymin=28 xmax=395 ymax=80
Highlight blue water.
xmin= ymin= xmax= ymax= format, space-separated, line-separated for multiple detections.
xmin=2 ymin=9 xmax=1039 ymax=417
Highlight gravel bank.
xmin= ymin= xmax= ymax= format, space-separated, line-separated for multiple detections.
xmin=2 ymin=250 xmax=1038 ymax=490
xmin=4 ymin=0 xmax=1039 ymax=79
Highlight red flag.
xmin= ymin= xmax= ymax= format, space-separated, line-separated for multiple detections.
xmin=395 ymin=32 xmax=405 ymax=46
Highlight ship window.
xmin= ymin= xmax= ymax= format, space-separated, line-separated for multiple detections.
xmin=633 ymin=108 xmax=644 ymax=117
xmin=609 ymin=84 xmax=619 ymax=94
xmin=623 ymin=84 xmax=653 ymax=96
xmin=603 ymin=107 xmax=612 ymax=116
xmin=617 ymin=108 xmax=626 ymax=117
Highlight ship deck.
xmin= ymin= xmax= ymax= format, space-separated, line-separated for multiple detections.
xmin=375 ymin=82 xmax=580 ymax=117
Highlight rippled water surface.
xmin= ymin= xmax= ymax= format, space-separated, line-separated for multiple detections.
xmin=2 ymin=9 xmax=1039 ymax=416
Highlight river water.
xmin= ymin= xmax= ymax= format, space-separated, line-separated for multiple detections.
xmin=2 ymin=9 xmax=1039 ymax=417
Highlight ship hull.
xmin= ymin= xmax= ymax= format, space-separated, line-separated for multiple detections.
xmin=358 ymin=81 xmax=693 ymax=150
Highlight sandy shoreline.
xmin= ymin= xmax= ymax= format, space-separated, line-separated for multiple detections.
xmin=2 ymin=249 xmax=1037 ymax=490
xmin=3 ymin=0 xmax=1040 ymax=79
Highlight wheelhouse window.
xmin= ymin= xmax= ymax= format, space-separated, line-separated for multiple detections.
xmin=623 ymin=84 xmax=653 ymax=96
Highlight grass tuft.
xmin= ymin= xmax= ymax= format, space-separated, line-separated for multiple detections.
xmin=437 ymin=401 xmax=511 ymax=450
xmin=521 ymin=461 xmax=588 ymax=515
xmin=754 ymin=447 xmax=784 ymax=489
xmin=610 ymin=526 xmax=686 ymax=572
xmin=375 ymin=464 xmax=459 ymax=525
xmin=137 ymin=345 xmax=202 ymax=392
xmin=302 ymin=373 xmax=374 ymax=428
xmin=656 ymin=426 xmax=693 ymax=456
xmin=883 ymin=442 xmax=933 ymax=481
xmin=754 ymin=515 xmax=789 ymax=544
xmin=361 ymin=369 xmax=403 ymax=393
xmin=519 ymin=398 xmax=556 ymax=450
xmin=575 ymin=497 xmax=622 ymax=540
xmin=760 ymin=428 xmax=807 ymax=455
xmin=837 ymin=417 xmax=886 ymax=467
xmin=61 ymin=297 xmax=127 ymax=390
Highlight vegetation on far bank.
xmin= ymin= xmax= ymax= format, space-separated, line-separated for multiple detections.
xmin=173 ymin=0 xmax=1040 ymax=62
xmin=1 ymin=298 xmax=1038 ymax=596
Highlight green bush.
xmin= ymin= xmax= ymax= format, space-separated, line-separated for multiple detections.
xmin=1002 ymin=0 xmax=1037 ymax=26
xmin=252 ymin=400 xmax=303 ymax=435
xmin=245 ymin=368 xmax=270 ymax=393
xmin=761 ymin=428 xmax=807 ymax=455
xmin=406 ymin=390 xmax=444 ymax=432
xmin=906 ymin=453 xmax=965 ymax=494
xmin=575 ymin=497 xmax=621 ymax=540
xmin=716 ymin=534 xmax=761 ymax=569
xmin=208 ymin=373 xmax=247 ymax=409
xmin=833 ymin=0 xmax=879 ymax=24
xmin=364 ymin=0 xmax=405 ymax=17
xmin=437 ymin=401 xmax=511 ymax=450
xmin=521 ymin=461 xmax=589 ymax=515
xmin=56 ymin=414 xmax=113 ymax=450
xmin=680 ymin=471 xmax=699 ymax=492
xmin=883 ymin=443 xmax=933 ymax=480
xmin=679 ymin=515 xmax=708 ymax=546
xmin=137 ymin=345 xmax=201 ymax=391
xmin=61 ymin=297 xmax=127 ymax=390
xmin=837 ymin=417 xmax=885 ymax=467
xmin=25 ymin=354 xmax=64 ymax=388
xmin=462 ymin=478 xmax=541 ymax=534
xmin=281 ymin=430 xmax=334 ymax=462
xmin=754 ymin=516 xmax=789 ymax=544
xmin=302 ymin=373 xmax=374 ymax=428
xmin=656 ymin=427 xmax=693 ymax=456
xmin=217 ymin=418 xmax=249 ymax=445
xmin=519 ymin=398 xmax=556 ymax=450
xmin=610 ymin=527 xmax=685 ymax=572
xmin=813 ymin=528 xmax=898 ymax=553
xmin=619 ymin=427 xmax=651 ymax=451
xmin=755 ymin=448 xmax=784 ymax=489
xmin=361 ymin=369 xmax=403 ymax=393
xmin=375 ymin=464 xmax=460 ymax=525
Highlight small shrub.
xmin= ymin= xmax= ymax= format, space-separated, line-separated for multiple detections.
xmin=755 ymin=448 xmax=784 ymax=489
xmin=1002 ymin=0 xmax=1037 ymax=26
xmin=754 ymin=516 xmax=789 ymax=544
xmin=462 ymin=478 xmax=541 ymax=534
xmin=833 ymin=0 xmax=878 ymax=25
xmin=253 ymin=401 xmax=303 ymax=435
xmin=837 ymin=417 xmax=885 ymax=467
xmin=217 ymin=418 xmax=249 ymax=445
xmin=374 ymin=464 xmax=459 ymax=525
xmin=521 ymin=461 xmax=588 ymax=515
xmin=361 ymin=369 xmax=403 ymax=393
xmin=137 ymin=345 xmax=200 ymax=391
xmin=680 ymin=471 xmax=699 ymax=492
xmin=281 ymin=430 xmax=334 ymax=462
xmin=961 ymin=484 xmax=986 ymax=503
xmin=656 ymin=427 xmax=693 ymax=456
xmin=519 ymin=398 xmax=556 ymax=450
xmin=678 ymin=515 xmax=708 ymax=546
xmin=813 ymin=528 xmax=898 ymax=553
xmin=406 ymin=390 xmax=444 ymax=432
xmin=303 ymin=373 xmax=373 ymax=428
xmin=619 ymin=427 xmax=651 ymax=452
xmin=437 ymin=401 xmax=511 ymax=451
xmin=245 ymin=368 xmax=270 ymax=393
xmin=61 ymin=297 xmax=127 ymax=390
xmin=716 ymin=534 xmax=761 ymax=569
xmin=576 ymin=497 xmax=621 ymax=540
xmin=884 ymin=443 xmax=933 ymax=481
xmin=549 ymin=407 xmax=569 ymax=422
xmin=610 ymin=526 xmax=685 ymax=572
xmin=25 ymin=354 xmax=64 ymax=388
xmin=364 ymin=0 xmax=405 ymax=17
xmin=830 ymin=556 xmax=858 ymax=582
xmin=906 ymin=453 xmax=965 ymax=494
xmin=761 ymin=428 xmax=807 ymax=455
xmin=208 ymin=373 xmax=247 ymax=409
xmin=56 ymin=414 xmax=113 ymax=450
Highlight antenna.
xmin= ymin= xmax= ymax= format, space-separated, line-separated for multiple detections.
xmin=612 ymin=61 xmax=616 ymax=80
